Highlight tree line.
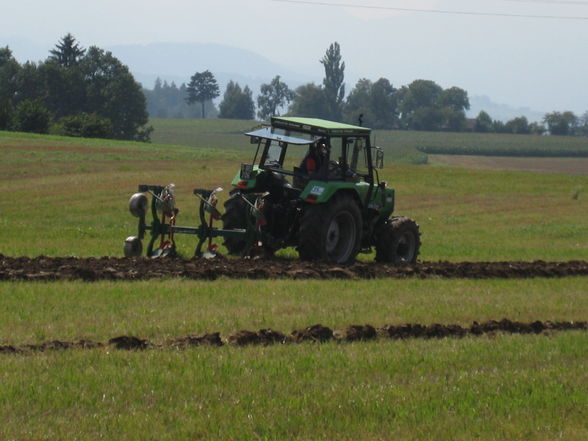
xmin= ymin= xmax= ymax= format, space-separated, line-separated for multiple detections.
xmin=157 ymin=42 xmax=473 ymax=131
xmin=473 ymin=110 xmax=588 ymax=136
xmin=144 ymin=79 xmax=218 ymax=119
xmin=0 ymin=34 xmax=152 ymax=140
xmin=3 ymin=36 xmax=587 ymax=140
xmin=159 ymin=41 xmax=588 ymax=137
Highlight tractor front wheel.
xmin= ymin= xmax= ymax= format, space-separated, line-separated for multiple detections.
xmin=375 ymin=216 xmax=420 ymax=264
xmin=298 ymin=194 xmax=362 ymax=264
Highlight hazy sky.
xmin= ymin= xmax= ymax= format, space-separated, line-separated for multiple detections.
xmin=2 ymin=0 xmax=588 ymax=113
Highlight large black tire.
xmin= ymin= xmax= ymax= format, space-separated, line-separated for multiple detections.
xmin=221 ymin=194 xmax=254 ymax=255
xmin=298 ymin=194 xmax=363 ymax=264
xmin=375 ymin=216 xmax=421 ymax=264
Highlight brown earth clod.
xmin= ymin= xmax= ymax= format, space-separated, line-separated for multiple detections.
xmin=227 ymin=329 xmax=290 ymax=346
xmin=336 ymin=324 xmax=378 ymax=342
xmin=291 ymin=324 xmax=334 ymax=343
xmin=108 ymin=336 xmax=150 ymax=350
xmin=168 ymin=332 xmax=224 ymax=348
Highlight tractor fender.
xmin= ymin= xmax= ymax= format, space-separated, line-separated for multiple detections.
xmin=299 ymin=180 xmax=368 ymax=206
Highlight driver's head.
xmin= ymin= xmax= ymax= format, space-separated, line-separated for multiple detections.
xmin=315 ymin=138 xmax=328 ymax=156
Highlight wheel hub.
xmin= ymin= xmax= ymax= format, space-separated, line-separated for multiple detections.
xmin=326 ymin=222 xmax=341 ymax=253
xmin=396 ymin=232 xmax=415 ymax=262
xmin=325 ymin=212 xmax=356 ymax=262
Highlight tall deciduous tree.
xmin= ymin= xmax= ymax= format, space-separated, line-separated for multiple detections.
xmin=80 ymin=46 xmax=151 ymax=140
xmin=399 ymin=80 xmax=443 ymax=119
xmin=543 ymin=111 xmax=578 ymax=135
xmin=320 ymin=42 xmax=345 ymax=121
xmin=257 ymin=75 xmax=294 ymax=121
xmin=40 ymin=60 xmax=86 ymax=118
xmin=439 ymin=86 xmax=470 ymax=112
xmin=399 ymin=80 xmax=443 ymax=130
xmin=288 ymin=83 xmax=330 ymax=119
xmin=344 ymin=78 xmax=398 ymax=128
xmin=49 ymin=33 xmax=85 ymax=68
xmin=185 ymin=70 xmax=220 ymax=118
xmin=474 ymin=111 xmax=493 ymax=133
xmin=218 ymin=81 xmax=255 ymax=119
xmin=505 ymin=116 xmax=530 ymax=134
xmin=398 ymin=80 xmax=469 ymax=131
xmin=343 ymin=78 xmax=374 ymax=126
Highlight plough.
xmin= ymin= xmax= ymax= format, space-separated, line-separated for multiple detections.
xmin=124 ymin=184 xmax=262 ymax=258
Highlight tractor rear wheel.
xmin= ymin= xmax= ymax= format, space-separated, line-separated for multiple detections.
xmin=375 ymin=216 xmax=420 ymax=264
xmin=221 ymin=194 xmax=254 ymax=255
xmin=298 ymin=194 xmax=362 ymax=264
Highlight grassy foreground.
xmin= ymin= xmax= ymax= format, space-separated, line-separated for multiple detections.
xmin=2 ymin=334 xmax=586 ymax=441
xmin=1 ymin=277 xmax=587 ymax=440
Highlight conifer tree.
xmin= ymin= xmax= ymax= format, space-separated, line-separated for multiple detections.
xmin=49 ymin=33 xmax=85 ymax=67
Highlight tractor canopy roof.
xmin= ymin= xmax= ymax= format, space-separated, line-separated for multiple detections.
xmin=270 ymin=116 xmax=371 ymax=137
xmin=245 ymin=127 xmax=313 ymax=145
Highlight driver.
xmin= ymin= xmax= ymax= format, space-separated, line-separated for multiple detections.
xmin=300 ymin=138 xmax=327 ymax=175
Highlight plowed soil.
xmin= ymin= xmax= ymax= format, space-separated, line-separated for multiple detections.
xmin=1 ymin=320 xmax=586 ymax=355
xmin=1 ymin=255 xmax=588 ymax=281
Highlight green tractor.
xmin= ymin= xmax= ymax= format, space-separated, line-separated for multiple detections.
xmin=223 ymin=116 xmax=420 ymax=264
xmin=124 ymin=116 xmax=420 ymax=264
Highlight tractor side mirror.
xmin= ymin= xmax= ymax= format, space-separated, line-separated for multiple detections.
xmin=250 ymin=136 xmax=260 ymax=144
xmin=374 ymin=147 xmax=384 ymax=169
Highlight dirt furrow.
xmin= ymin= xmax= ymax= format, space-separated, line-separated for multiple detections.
xmin=1 ymin=255 xmax=588 ymax=281
xmin=1 ymin=319 xmax=586 ymax=354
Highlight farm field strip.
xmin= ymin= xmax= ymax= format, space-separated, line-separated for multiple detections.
xmin=2 ymin=129 xmax=587 ymax=261
xmin=2 ymin=277 xmax=585 ymax=344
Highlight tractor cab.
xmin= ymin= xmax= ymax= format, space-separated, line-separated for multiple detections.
xmin=233 ymin=117 xmax=384 ymax=196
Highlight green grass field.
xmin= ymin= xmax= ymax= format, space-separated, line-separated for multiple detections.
xmin=1 ymin=122 xmax=588 ymax=440
xmin=1 ymin=129 xmax=586 ymax=260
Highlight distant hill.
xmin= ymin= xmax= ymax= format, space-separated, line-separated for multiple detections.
xmin=107 ymin=42 xmax=315 ymax=93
